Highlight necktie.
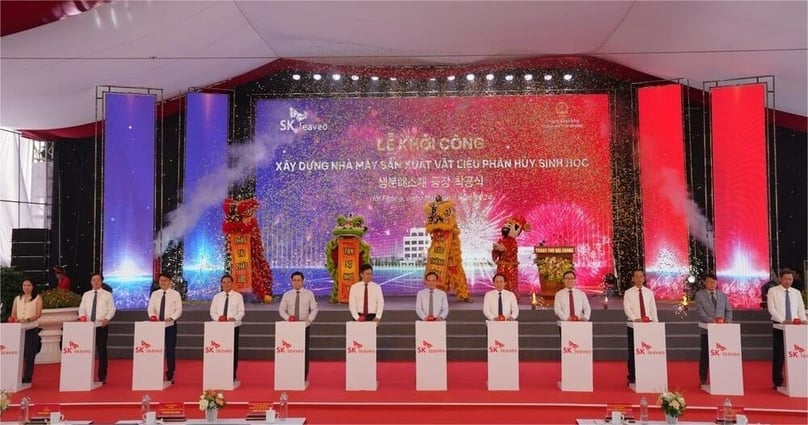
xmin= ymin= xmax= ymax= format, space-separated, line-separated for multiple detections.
xmin=638 ymin=288 xmax=647 ymax=319
xmin=785 ymin=289 xmax=792 ymax=321
xmin=710 ymin=292 xmax=717 ymax=309
xmin=497 ymin=291 xmax=503 ymax=317
xmin=362 ymin=284 xmax=369 ymax=316
xmin=428 ymin=289 xmax=434 ymax=317
xmin=90 ymin=290 xmax=98 ymax=322
xmin=294 ymin=290 xmax=301 ymax=319
xmin=159 ymin=291 xmax=166 ymax=321
xmin=223 ymin=293 xmax=230 ymax=318
xmin=568 ymin=289 xmax=575 ymax=317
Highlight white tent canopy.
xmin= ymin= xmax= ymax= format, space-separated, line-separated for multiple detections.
xmin=1 ymin=0 xmax=806 ymax=131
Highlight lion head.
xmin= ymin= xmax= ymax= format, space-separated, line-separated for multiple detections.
xmin=424 ymin=195 xmax=458 ymax=233
xmin=332 ymin=214 xmax=368 ymax=238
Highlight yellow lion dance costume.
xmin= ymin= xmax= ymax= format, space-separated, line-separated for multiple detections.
xmin=424 ymin=195 xmax=472 ymax=302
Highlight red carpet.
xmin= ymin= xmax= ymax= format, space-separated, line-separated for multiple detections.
xmin=5 ymin=360 xmax=807 ymax=424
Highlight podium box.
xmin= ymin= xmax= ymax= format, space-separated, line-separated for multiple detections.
xmin=274 ymin=321 xmax=308 ymax=391
xmin=0 ymin=322 xmax=37 ymax=392
xmin=627 ymin=322 xmax=668 ymax=393
xmin=774 ymin=323 xmax=808 ymax=397
xmin=60 ymin=321 xmax=102 ymax=391
xmin=699 ymin=322 xmax=743 ymax=395
xmin=416 ymin=320 xmax=447 ymax=391
xmin=202 ymin=321 xmax=241 ymax=390
xmin=132 ymin=321 xmax=171 ymax=390
xmin=557 ymin=321 xmax=593 ymax=392
xmin=487 ymin=320 xmax=519 ymax=390
xmin=346 ymin=321 xmax=377 ymax=391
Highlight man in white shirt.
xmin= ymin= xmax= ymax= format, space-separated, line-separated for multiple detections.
xmin=147 ymin=272 xmax=183 ymax=383
xmin=77 ymin=273 xmax=116 ymax=383
xmin=622 ymin=269 xmax=658 ymax=385
xmin=554 ymin=271 xmax=591 ymax=321
xmin=279 ymin=271 xmax=319 ymax=379
xmin=349 ymin=264 xmax=384 ymax=322
xmin=483 ymin=273 xmax=519 ymax=321
xmin=415 ymin=271 xmax=449 ymax=321
xmin=209 ymin=274 xmax=245 ymax=380
xmin=767 ymin=269 xmax=807 ymax=389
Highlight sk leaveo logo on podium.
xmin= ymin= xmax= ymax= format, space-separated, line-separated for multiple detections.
xmin=346 ymin=340 xmax=374 ymax=354
xmin=488 ymin=339 xmax=516 ymax=353
xmin=788 ymin=344 xmax=808 ymax=359
xmin=134 ymin=339 xmax=162 ymax=355
xmin=0 ymin=344 xmax=18 ymax=356
xmin=417 ymin=339 xmax=446 ymax=355
xmin=562 ymin=339 xmax=592 ymax=355
xmin=635 ymin=341 xmax=664 ymax=356
xmin=709 ymin=342 xmax=739 ymax=357
xmin=204 ymin=339 xmax=232 ymax=354
xmin=276 ymin=339 xmax=303 ymax=354
xmin=62 ymin=340 xmax=90 ymax=355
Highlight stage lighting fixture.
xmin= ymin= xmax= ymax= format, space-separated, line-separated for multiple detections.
xmin=563 ymin=74 xmax=573 ymax=81
xmin=332 ymin=74 xmax=341 ymax=81
xmin=485 ymin=74 xmax=495 ymax=81
xmin=524 ymin=74 xmax=533 ymax=81
xmin=371 ymin=76 xmax=380 ymax=81
xmin=687 ymin=275 xmax=696 ymax=284
xmin=350 ymin=75 xmax=360 ymax=81
xmin=390 ymin=77 xmax=397 ymax=81
xmin=447 ymin=75 xmax=456 ymax=81
xmin=429 ymin=77 xmax=437 ymax=81
xmin=313 ymin=74 xmax=322 ymax=81
xmin=466 ymin=74 xmax=475 ymax=81
xmin=505 ymin=75 xmax=514 ymax=81
xmin=543 ymin=74 xmax=553 ymax=81
xmin=292 ymin=74 xmax=301 ymax=81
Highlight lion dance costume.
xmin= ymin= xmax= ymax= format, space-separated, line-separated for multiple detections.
xmin=424 ymin=195 xmax=472 ymax=302
xmin=325 ymin=214 xmax=371 ymax=303
xmin=492 ymin=215 xmax=531 ymax=299
xmin=222 ymin=198 xmax=272 ymax=301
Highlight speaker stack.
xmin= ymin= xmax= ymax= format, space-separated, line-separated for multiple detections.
xmin=10 ymin=228 xmax=51 ymax=288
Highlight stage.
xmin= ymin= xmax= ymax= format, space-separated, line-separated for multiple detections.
xmin=6 ymin=359 xmax=808 ymax=424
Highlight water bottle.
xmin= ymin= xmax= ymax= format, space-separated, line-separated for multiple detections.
xmin=141 ymin=394 xmax=151 ymax=413
xmin=722 ymin=398 xmax=732 ymax=423
xmin=639 ymin=396 xmax=648 ymax=425
xmin=279 ymin=392 xmax=288 ymax=419
xmin=19 ymin=396 xmax=31 ymax=422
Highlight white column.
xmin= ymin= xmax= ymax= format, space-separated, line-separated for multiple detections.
xmin=132 ymin=321 xmax=171 ymax=391
xmin=628 ymin=322 xmax=668 ymax=393
xmin=415 ymin=320 xmax=447 ymax=391
xmin=0 ymin=322 xmax=36 ymax=392
xmin=202 ymin=321 xmax=240 ymax=390
xmin=59 ymin=321 xmax=102 ymax=391
xmin=700 ymin=322 xmax=743 ymax=395
xmin=486 ymin=320 xmax=519 ymax=390
xmin=274 ymin=321 xmax=308 ymax=390
xmin=558 ymin=321 xmax=593 ymax=392
xmin=775 ymin=323 xmax=808 ymax=397
xmin=346 ymin=321 xmax=377 ymax=390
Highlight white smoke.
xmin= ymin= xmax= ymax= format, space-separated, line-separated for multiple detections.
xmin=656 ymin=167 xmax=714 ymax=251
xmin=154 ymin=134 xmax=278 ymax=255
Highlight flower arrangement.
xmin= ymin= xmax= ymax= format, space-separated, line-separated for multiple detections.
xmin=536 ymin=256 xmax=573 ymax=282
xmin=199 ymin=390 xmax=225 ymax=411
xmin=658 ymin=390 xmax=686 ymax=417
xmin=0 ymin=389 xmax=10 ymax=412
xmin=41 ymin=289 xmax=82 ymax=309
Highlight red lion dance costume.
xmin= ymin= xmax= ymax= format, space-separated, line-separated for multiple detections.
xmin=492 ymin=215 xmax=531 ymax=299
xmin=222 ymin=198 xmax=273 ymax=301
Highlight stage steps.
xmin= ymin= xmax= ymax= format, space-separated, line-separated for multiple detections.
xmin=106 ymin=301 xmax=774 ymax=361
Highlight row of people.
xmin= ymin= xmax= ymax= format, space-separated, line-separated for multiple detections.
xmin=8 ymin=267 xmax=805 ymax=392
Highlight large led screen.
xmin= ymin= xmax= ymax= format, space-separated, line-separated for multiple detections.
xmin=183 ymin=92 xmax=228 ymax=300
xmin=102 ymin=93 xmax=155 ymax=308
xmin=638 ymin=84 xmax=690 ymax=298
xmin=711 ymin=84 xmax=770 ymax=308
xmin=254 ymin=95 xmax=613 ymax=297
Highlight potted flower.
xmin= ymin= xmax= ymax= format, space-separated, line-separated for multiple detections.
xmin=0 ymin=389 xmax=10 ymax=419
xmin=199 ymin=389 xmax=225 ymax=421
xmin=658 ymin=390 xmax=686 ymax=424
xmin=36 ymin=288 xmax=82 ymax=364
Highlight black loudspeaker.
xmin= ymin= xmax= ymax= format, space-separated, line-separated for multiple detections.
xmin=10 ymin=228 xmax=50 ymax=287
